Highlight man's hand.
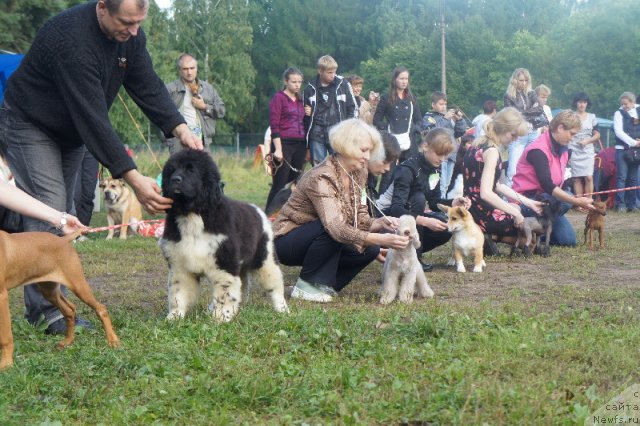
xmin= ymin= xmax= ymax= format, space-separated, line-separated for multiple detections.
xmin=123 ymin=170 xmax=173 ymax=215
xmin=172 ymin=123 xmax=203 ymax=150
xmin=191 ymin=96 xmax=206 ymax=110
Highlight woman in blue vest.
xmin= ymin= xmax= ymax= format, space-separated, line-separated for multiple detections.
xmin=612 ymin=92 xmax=640 ymax=212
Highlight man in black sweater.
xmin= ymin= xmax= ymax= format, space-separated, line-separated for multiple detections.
xmin=0 ymin=0 xmax=202 ymax=335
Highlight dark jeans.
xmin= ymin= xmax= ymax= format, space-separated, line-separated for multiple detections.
xmin=265 ymin=140 xmax=306 ymax=210
xmin=74 ymin=147 xmax=100 ymax=226
xmin=615 ymin=149 xmax=639 ymax=210
xmin=0 ymin=104 xmax=84 ymax=325
xmin=274 ymin=220 xmax=379 ymax=291
xmin=309 ymin=136 xmax=333 ymax=166
xmin=417 ymin=211 xmax=452 ymax=254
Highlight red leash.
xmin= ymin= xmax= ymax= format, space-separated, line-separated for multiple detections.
xmin=86 ymin=219 xmax=165 ymax=234
xmin=578 ymin=185 xmax=640 ymax=198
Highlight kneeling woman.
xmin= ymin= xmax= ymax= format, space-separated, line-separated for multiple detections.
xmin=273 ymin=119 xmax=409 ymax=303
xmin=512 ymin=110 xmax=594 ymax=246
xmin=462 ymin=107 xmax=544 ymax=248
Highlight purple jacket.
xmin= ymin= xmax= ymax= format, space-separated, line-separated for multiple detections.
xmin=269 ymin=91 xmax=305 ymax=141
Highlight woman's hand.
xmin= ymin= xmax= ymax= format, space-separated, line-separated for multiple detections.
xmin=523 ymin=198 xmax=545 ymax=216
xmin=378 ymin=233 xmax=410 ymax=250
xmin=273 ymin=148 xmax=283 ymax=162
xmin=370 ymin=216 xmax=398 ymax=233
xmin=513 ymin=211 xmax=525 ymax=229
xmin=56 ymin=213 xmax=87 ymax=235
xmin=452 ymin=196 xmax=471 ymax=209
xmin=574 ymin=196 xmax=594 ymax=209
xmin=418 ymin=216 xmax=448 ymax=232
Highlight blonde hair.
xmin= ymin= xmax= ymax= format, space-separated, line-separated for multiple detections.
xmin=506 ymin=68 xmax=532 ymax=99
xmin=419 ymin=128 xmax=454 ymax=156
xmin=476 ymin=107 xmax=529 ymax=148
xmin=317 ymin=55 xmax=338 ymax=71
xmin=550 ymin=110 xmax=581 ymax=132
xmin=329 ymin=119 xmax=382 ymax=161
xmin=535 ymin=84 xmax=551 ymax=97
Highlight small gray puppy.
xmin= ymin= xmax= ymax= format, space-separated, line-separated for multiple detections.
xmin=380 ymin=215 xmax=435 ymax=304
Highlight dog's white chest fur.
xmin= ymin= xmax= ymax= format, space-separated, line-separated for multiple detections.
xmin=453 ymin=232 xmax=477 ymax=256
xmin=160 ymin=214 xmax=226 ymax=274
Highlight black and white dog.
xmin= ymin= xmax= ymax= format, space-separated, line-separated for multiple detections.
xmin=159 ymin=150 xmax=289 ymax=322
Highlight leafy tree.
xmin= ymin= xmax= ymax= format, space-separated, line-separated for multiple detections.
xmin=0 ymin=0 xmax=83 ymax=52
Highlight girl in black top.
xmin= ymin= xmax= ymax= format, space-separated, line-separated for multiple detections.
xmin=373 ymin=67 xmax=422 ymax=193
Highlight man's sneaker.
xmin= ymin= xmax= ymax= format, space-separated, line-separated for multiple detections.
xmin=290 ymin=279 xmax=333 ymax=303
xmin=45 ymin=317 xmax=94 ymax=335
xmin=616 ymin=206 xmax=627 ymax=213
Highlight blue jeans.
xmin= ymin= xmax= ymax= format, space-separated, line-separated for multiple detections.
xmin=520 ymin=198 xmax=577 ymax=246
xmin=506 ymin=131 xmax=538 ymax=187
xmin=439 ymin=157 xmax=456 ymax=197
xmin=309 ymin=137 xmax=334 ymax=166
xmin=0 ymin=104 xmax=84 ymax=325
xmin=614 ymin=148 xmax=638 ymax=210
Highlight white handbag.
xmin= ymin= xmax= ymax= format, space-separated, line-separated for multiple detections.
xmin=390 ymin=101 xmax=413 ymax=151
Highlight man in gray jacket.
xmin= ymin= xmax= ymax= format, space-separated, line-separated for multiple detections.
xmin=165 ymin=53 xmax=225 ymax=153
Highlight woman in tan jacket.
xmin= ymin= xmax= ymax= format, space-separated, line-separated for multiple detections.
xmin=273 ymin=119 xmax=409 ymax=302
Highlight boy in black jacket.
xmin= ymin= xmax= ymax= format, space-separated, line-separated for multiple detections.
xmin=377 ymin=128 xmax=470 ymax=271
xmin=303 ymin=55 xmax=357 ymax=165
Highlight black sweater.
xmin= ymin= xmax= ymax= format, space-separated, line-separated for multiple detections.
xmin=4 ymin=2 xmax=184 ymax=177
xmin=386 ymin=155 xmax=451 ymax=218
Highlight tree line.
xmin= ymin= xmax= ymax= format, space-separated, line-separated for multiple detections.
xmin=1 ymin=0 xmax=638 ymax=146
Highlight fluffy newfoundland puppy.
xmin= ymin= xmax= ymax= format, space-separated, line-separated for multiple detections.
xmin=159 ymin=150 xmax=289 ymax=322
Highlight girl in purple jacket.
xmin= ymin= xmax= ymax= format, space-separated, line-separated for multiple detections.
xmin=265 ymin=67 xmax=306 ymax=210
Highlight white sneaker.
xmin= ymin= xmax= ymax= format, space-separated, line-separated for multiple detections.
xmin=291 ymin=285 xmax=333 ymax=303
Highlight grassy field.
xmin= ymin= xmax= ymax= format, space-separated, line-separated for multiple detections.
xmin=1 ymin=151 xmax=639 ymax=425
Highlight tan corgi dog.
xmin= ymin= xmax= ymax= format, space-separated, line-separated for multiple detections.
xmin=437 ymin=204 xmax=485 ymax=273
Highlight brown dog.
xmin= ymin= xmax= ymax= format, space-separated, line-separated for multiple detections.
xmin=437 ymin=204 xmax=485 ymax=272
xmin=584 ymin=201 xmax=607 ymax=250
xmin=99 ymin=178 xmax=142 ymax=240
xmin=0 ymin=229 xmax=120 ymax=370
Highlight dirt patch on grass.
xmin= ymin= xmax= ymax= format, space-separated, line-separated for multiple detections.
xmin=11 ymin=210 xmax=634 ymax=319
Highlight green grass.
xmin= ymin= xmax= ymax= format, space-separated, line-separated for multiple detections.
xmin=1 ymin=153 xmax=639 ymax=425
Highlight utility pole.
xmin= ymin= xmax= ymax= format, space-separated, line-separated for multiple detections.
xmin=440 ymin=0 xmax=446 ymax=94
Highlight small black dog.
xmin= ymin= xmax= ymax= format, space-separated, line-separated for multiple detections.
xmin=511 ymin=194 xmax=562 ymax=258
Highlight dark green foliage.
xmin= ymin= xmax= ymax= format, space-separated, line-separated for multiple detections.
xmin=1 ymin=0 xmax=638 ymax=138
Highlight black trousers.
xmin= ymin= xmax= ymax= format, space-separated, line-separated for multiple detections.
xmin=411 ymin=209 xmax=451 ymax=254
xmin=265 ymin=140 xmax=306 ymax=210
xmin=275 ymin=220 xmax=379 ymax=291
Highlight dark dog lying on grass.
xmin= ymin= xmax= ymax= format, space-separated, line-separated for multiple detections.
xmin=511 ymin=195 xmax=562 ymax=258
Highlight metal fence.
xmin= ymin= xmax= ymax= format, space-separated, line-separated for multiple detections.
xmin=143 ymin=133 xmax=265 ymax=157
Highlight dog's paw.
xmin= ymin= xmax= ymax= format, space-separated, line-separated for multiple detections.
xmin=418 ymin=286 xmax=435 ymax=298
xmin=446 ymin=257 xmax=456 ymax=266
xmin=379 ymin=294 xmax=394 ymax=305
xmin=456 ymin=265 xmax=467 ymax=273
xmin=472 ymin=265 xmax=483 ymax=273
xmin=274 ymin=301 xmax=290 ymax=314
xmin=213 ymin=306 xmax=238 ymax=323
xmin=166 ymin=311 xmax=185 ymax=320
xmin=481 ymin=259 xmax=486 ymax=267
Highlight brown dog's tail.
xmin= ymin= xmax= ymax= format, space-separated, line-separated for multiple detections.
xmin=62 ymin=229 xmax=86 ymax=243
